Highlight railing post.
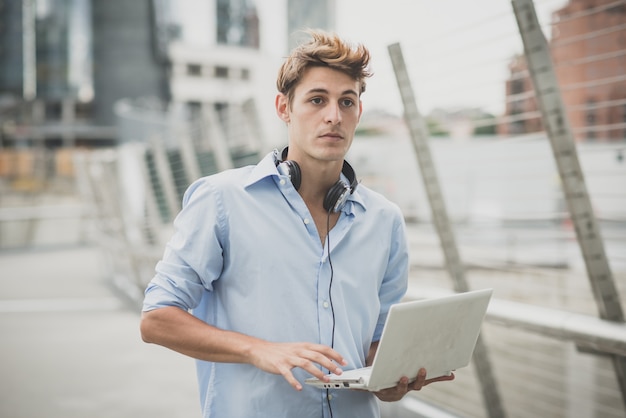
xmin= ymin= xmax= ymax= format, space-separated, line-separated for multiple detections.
xmin=512 ymin=0 xmax=626 ymax=403
xmin=389 ymin=42 xmax=506 ymax=418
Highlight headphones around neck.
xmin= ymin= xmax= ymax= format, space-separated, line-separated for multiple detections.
xmin=275 ymin=147 xmax=358 ymax=213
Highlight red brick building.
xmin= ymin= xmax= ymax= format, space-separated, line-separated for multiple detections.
xmin=501 ymin=54 xmax=543 ymax=136
xmin=501 ymin=0 xmax=626 ymax=141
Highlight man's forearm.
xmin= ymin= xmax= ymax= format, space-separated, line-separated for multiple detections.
xmin=140 ymin=306 xmax=260 ymax=364
xmin=366 ymin=340 xmax=380 ymax=366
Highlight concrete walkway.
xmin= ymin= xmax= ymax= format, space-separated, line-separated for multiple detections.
xmin=0 ymin=245 xmax=200 ymax=418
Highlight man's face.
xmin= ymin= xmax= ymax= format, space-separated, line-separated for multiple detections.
xmin=276 ymin=66 xmax=362 ymax=164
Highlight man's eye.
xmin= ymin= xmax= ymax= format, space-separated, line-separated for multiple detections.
xmin=311 ymin=97 xmax=323 ymax=105
xmin=342 ymin=99 xmax=354 ymax=107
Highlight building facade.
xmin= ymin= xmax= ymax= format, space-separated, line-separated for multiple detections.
xmin=287 ymin=0 xmax=336 ymax=50
xmin=500 ymin=0 xmax=626 ymax=141
xmin=0 ymin=0 xmax=337 ymax=151
xmin=0 ymin=0 xmax=99 ymax=148
xmin=551 ymin=0 xmax=626 ymax=141
xmin=500 ymin=55 xmax=543 ymax=136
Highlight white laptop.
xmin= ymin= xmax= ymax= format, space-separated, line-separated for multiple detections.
xmin=305 ymin=288 xmax=493 ymax=392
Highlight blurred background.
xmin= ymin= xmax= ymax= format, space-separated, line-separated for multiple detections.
xmin=0 ymin=0 xmax=625 ymax=417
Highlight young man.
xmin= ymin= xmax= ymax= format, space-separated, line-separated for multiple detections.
xmin=140 ymin=30 xmax=453 ymax=417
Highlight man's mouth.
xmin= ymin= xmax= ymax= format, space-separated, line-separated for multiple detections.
xmin=320 ymin=132 xmax=343 ymax=139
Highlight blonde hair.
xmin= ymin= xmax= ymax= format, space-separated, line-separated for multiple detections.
xmin=276 ymin=30 xmax=372 ymax=104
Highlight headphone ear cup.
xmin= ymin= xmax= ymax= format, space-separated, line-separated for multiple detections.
xmin=280 ymin=160 xmax=301 ymax=190
xmin=323 ymin=181 xmax=350 ymax=213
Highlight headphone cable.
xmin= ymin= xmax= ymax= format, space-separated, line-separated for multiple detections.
xmin=327 ymin=212 xmax=336 ymax=349
xmin=326 ymin=211 xmax=335 ymax=418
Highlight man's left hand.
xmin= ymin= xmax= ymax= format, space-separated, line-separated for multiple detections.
xmin=373 ymin=368 xmax=455 ymax=402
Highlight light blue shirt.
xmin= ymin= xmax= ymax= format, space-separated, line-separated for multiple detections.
xmin=143 ymin=151 xmax=409 ymax=418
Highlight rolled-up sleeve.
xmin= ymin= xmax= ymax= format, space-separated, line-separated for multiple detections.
xmin=143 ymin=178 xmax=226 ymax=312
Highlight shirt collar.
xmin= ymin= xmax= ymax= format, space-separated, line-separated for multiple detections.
xmin=244 ymin=150 xmax=280 ymax=188
xmin=245 ymin=150 xmax=366 ymax=213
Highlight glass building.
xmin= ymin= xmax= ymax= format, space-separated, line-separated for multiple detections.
xmin=287 ymin=0 xmax=335 ymax=49
xmin=0 ymin=0 xmax=92 ymax=102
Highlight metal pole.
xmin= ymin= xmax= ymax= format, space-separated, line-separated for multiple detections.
xmin=511 ymin=0 xmax=626 ymax=403
xmin=388 ymin=42 xmax=506 ymax=418
xmin=22 ymin=0 xmax=36 ymax=100
xmin=150 ymin=136 xmax=181 ymax=219
xmin=202 ymin=104 xmax=234 ymax=172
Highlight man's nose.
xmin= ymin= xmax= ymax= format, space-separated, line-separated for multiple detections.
xmin=324 ymin=103 xmax=341 ymax=124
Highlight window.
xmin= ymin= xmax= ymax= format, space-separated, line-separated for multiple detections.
xmin=216 ymin=0 xmax=259 ymax=48
xmin=215 ymin=66 xmax=229 ymax=79
xmin=187 ymin=64 xmax=202 ymax=76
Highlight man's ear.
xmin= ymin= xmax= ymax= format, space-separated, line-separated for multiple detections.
xmin=275 ymin=93 xmax=290 ymax=123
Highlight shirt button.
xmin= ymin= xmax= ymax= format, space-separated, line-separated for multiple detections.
xmin=323 ymin=301 xmax=329 ymax=308
xmin=303 ymin=218 xmax=310 ymax=225
xmin=328 ymin=394 xmax=333 ymax=401
xmin=280 ymin=179 xmax=286 ymax=185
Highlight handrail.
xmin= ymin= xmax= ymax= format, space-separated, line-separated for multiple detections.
xmin=0 ymin=205 xmax=85 ymax=222
xmin=405 ymin=287 xmax=626 ymax=357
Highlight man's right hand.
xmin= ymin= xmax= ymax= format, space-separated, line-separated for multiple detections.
xmin=246 ymin=341 xmax=348 ymax=391
xmin=142 ymin=307 xmax=346 ymax=391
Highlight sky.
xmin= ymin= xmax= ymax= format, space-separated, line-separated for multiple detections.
xmin=172 ymin=0 xmax=569 ymax=119
xmin=334 ymin=0 xmax=569 ymax=116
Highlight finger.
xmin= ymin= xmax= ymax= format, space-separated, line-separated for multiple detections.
xmin=300 ymin=345 xmax=346 ymax=374
xmin=397 ymin=376 xmax=410 ymax=393
xmin=410 ymin=368 xmax=427 ymax=391
xmin=288 ymin=352 xmax=343 ymax=383
xmin=310 ymin=353 xmax=345 ymax=375
xmin=425 ymin=372 xmax=455 ymax=385
xmin=295 ymin=359 xmax=333 ymax=382
xmin=278 ymin=366 xmax=303 ymax=391
xmin=372 ymin=378 xmax=409 ymax=402
xmin=308 ymin=344 xmax=348 ymax=368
